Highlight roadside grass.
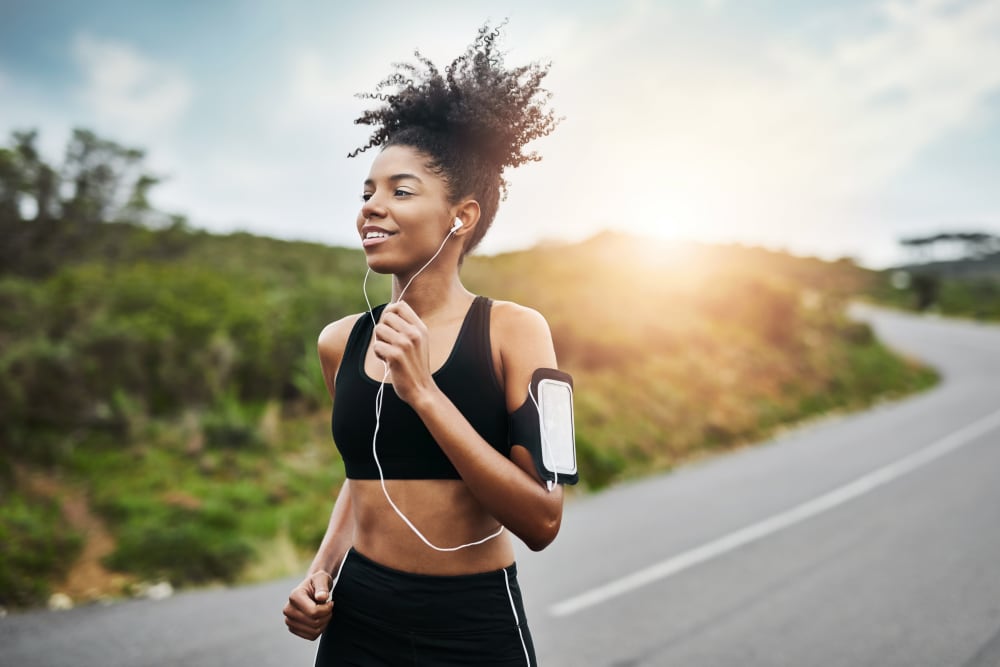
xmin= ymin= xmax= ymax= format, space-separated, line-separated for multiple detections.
xmin=0 ymin=488 xmax=83 ymax=607
xmin=52 ymin=407 xmax=343 ymax=592
xmin=464 ymin=235 xmax=939 ymax=490
xmin=567 ymin=327 xmax=937 ymax=490
xmin=0 ymin=229 xmax=941 ymax=607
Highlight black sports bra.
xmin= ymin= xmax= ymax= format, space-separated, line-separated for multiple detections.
xmin=331 ymin=296 xmax=510 ymax=480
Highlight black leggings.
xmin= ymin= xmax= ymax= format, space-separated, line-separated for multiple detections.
xmin=314 ymin=548 xmax=536 ymax=666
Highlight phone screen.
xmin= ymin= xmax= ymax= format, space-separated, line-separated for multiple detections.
xmin=538 ymin=379 xmax=576 ymax=475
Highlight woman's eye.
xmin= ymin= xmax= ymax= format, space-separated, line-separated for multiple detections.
xmin=360 ymin=189 xmax=412 ymax=201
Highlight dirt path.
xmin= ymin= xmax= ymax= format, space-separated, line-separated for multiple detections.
xmin=21 ymin=470 xmax=127 ymax=602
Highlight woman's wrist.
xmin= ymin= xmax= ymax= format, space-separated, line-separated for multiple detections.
xmin=409 ymin=383 xmax=448 ymax=417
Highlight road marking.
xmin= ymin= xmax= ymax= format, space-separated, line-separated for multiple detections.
xmin=549 ymin=405 xmax=1000 ymax=618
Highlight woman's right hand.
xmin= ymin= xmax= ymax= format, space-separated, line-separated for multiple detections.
xmin=283 ymin=571 xmax=334 ymax=641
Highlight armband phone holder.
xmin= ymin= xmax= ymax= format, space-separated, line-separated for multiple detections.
xmin=509 ymin=368 xmax=578 ymax=486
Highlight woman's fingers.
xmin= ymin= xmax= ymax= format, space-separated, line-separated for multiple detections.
xmin=285 ymin=617 xmax=326 ymax=640
xmin=284 ymin=610 xmax=330 ymax=640
xmin=283 ymin=583 xmax=333 ymax=641
xmin=311 ymin=570 xmax=334 ymax=604
xmin=373 ymin=310 xmax=427 ymax=364
xmin=382 ymin=300 xmax=419 ymax=324
xmin=372 ymin=302 xmax=436 ymax=405
xmin=376 ymin=311 xmax=424 ymax=344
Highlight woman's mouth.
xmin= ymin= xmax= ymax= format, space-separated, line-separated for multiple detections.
xmin=362 ymin=228 xmax=396 ymax=247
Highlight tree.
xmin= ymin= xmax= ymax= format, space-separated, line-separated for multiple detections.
xmin=0 ymin=130 xmax=59 ymax=224
xmin=0 ymin=127 xmax=159 ymax=227
xmin=0 ymin=128 xmax=166 ymax=277
xmin=900 ymin=231 xmax=1000 ymax=263
xmin=60 ymin=128 xmax=148 ymax=225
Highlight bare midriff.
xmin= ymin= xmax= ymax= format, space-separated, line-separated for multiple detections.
xmin=350 ymin=478 xmax=514 ymax=575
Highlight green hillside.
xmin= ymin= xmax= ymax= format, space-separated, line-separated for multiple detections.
xmin=0 ymin=129 xmax=937 ymax=608
xmin=466 ymin=233 xmax=934 ymax=480
xmin=0 ymin=222 xmax=937 ymax=608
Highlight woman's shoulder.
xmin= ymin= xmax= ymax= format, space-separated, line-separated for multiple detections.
xmin=488 ymin=298 xmax=550 ymax=330
xmin=316 ymin=312 xmax=369 ymax=398
xmin=318 ymin=312 xmax=368 ymax=362
xmin=487 ymin=299 xmax=555 ymax=363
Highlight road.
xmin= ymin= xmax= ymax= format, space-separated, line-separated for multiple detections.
xmin=2 ymin=305 xmax=999 ymax=666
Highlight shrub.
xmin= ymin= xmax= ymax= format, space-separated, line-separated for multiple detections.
xmin=103 ymin=503 xmax=253 ymax=584
xmin=201 ymin=393 xmax=263 ymax=450
xmin=575 ymin=434 xmax=626 ymax=490
xmin=0 ymin=492 xmax=83 ymax=607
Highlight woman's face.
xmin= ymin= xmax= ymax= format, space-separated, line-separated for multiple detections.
xmin=358 ymin=145 xmax=455 ymax=274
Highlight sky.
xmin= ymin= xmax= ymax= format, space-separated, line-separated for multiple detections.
xmin=2 ymin=0 xmax=999 ymax=268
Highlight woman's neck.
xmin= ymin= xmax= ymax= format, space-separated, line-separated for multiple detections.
xmin=391 ymin=268 xmax=470 ymax=319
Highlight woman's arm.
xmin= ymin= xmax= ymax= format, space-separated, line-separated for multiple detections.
xmin=309 ymin=315 xmax=362 ymax=567
xmin=284 ymin=481 xmax=353 ymax=640
xmin=283 ymin=315 xmax=360 ymax=640
xmin=374 ymin=301 xmax=564 ymax=551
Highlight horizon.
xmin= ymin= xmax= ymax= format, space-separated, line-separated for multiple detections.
xmin=156 ymin=221 xmax=992 ymax=272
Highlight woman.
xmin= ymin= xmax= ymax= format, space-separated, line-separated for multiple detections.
xmin=283 ymin=24 xmax=565 ymax=666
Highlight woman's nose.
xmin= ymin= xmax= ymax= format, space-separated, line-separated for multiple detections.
xmin=360 ymin=193 xmax=386 ymax=219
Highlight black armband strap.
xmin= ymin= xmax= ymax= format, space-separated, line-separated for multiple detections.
xmin=509 ymin=368 xmax=579 ymax=486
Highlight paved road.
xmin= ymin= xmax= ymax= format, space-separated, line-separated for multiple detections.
xmin=3 ymin=305 xmax=999 ymax=666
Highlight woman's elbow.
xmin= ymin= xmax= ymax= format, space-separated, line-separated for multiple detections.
xmin=523 ymin=512 xmax=562 ymax=552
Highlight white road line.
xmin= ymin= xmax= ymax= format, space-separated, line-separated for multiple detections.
xmin=549 ymin=405 xmax=1000 ymax=618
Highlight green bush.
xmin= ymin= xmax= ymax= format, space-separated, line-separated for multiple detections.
xmin=291 ymin=338 xmax=330 ymax=410
xmin=0 ymin=215 xmax=946 ymax=602
xmin=0 ymin=491 xmax=83 ymax=607
xmin=103 ymin=503 xmax=253 ymax=584
xmin=201 ymin=393 xmax=263 ymax=450
xmin=283 ymin=501 xmax=332 ymax=551
xmin=575 ymin=434 xmax=626 ymax=490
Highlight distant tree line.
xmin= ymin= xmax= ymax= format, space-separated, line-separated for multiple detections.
xmin=884 ymin=231 xmax=1000 ymax=318
xmin=900 ymin=231 xmax=1000 ymax=263
xmin=0 ymin=128 xmax=182 ymax=278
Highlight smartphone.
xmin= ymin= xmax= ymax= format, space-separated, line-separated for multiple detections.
xmin=537 ymin=378 xmax=577 ymax=478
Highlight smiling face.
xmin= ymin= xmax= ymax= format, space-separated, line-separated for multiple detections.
xmin=357 ymin=145 xmax=458 ymax=275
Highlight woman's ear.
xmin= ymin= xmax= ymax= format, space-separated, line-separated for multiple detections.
xmin=452 ymin=200 xmax=481 ymax=238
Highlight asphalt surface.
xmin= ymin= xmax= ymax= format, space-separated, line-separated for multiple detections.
xmin=3 ymin=305 xmax=999 ymax=667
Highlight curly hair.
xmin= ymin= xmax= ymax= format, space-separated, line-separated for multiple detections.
xmin=349 ymin=21 xmax=560 ymax=255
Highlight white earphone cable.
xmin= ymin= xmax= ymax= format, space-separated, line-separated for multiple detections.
xmin=527 ymin=384 xmax=558 ymax=491
xmin=359 ymin=220 xmax=529 ymax=665
xmin=362 ymin=224 xmax=505 ymax=552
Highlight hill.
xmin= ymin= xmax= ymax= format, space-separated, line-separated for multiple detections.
xmin=0 ymin=222 xmax=936 ymax=609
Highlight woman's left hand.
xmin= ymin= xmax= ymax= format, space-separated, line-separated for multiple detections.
xmin=373 ymin=301 xmax=437 ymax=406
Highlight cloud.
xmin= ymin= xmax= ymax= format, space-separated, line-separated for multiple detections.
xmin=762 ymin=0 xmax=1000 ymax=192
xmin=276 ymin=49 xmax=358 ymax=130
xmin=494 ymin=0 xmax=1000 ymax=263
xmin=7 ymin=3 xmax=990 ymax=266
xmin=73 ymin=33 xmax=193 ymax=141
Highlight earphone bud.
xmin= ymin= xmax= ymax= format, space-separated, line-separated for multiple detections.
xmin=451 ymin=217 xmax=463 ymax=233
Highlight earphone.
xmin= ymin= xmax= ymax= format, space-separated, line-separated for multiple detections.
xmin=361 ymin=216 xmax=506 ymax=552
